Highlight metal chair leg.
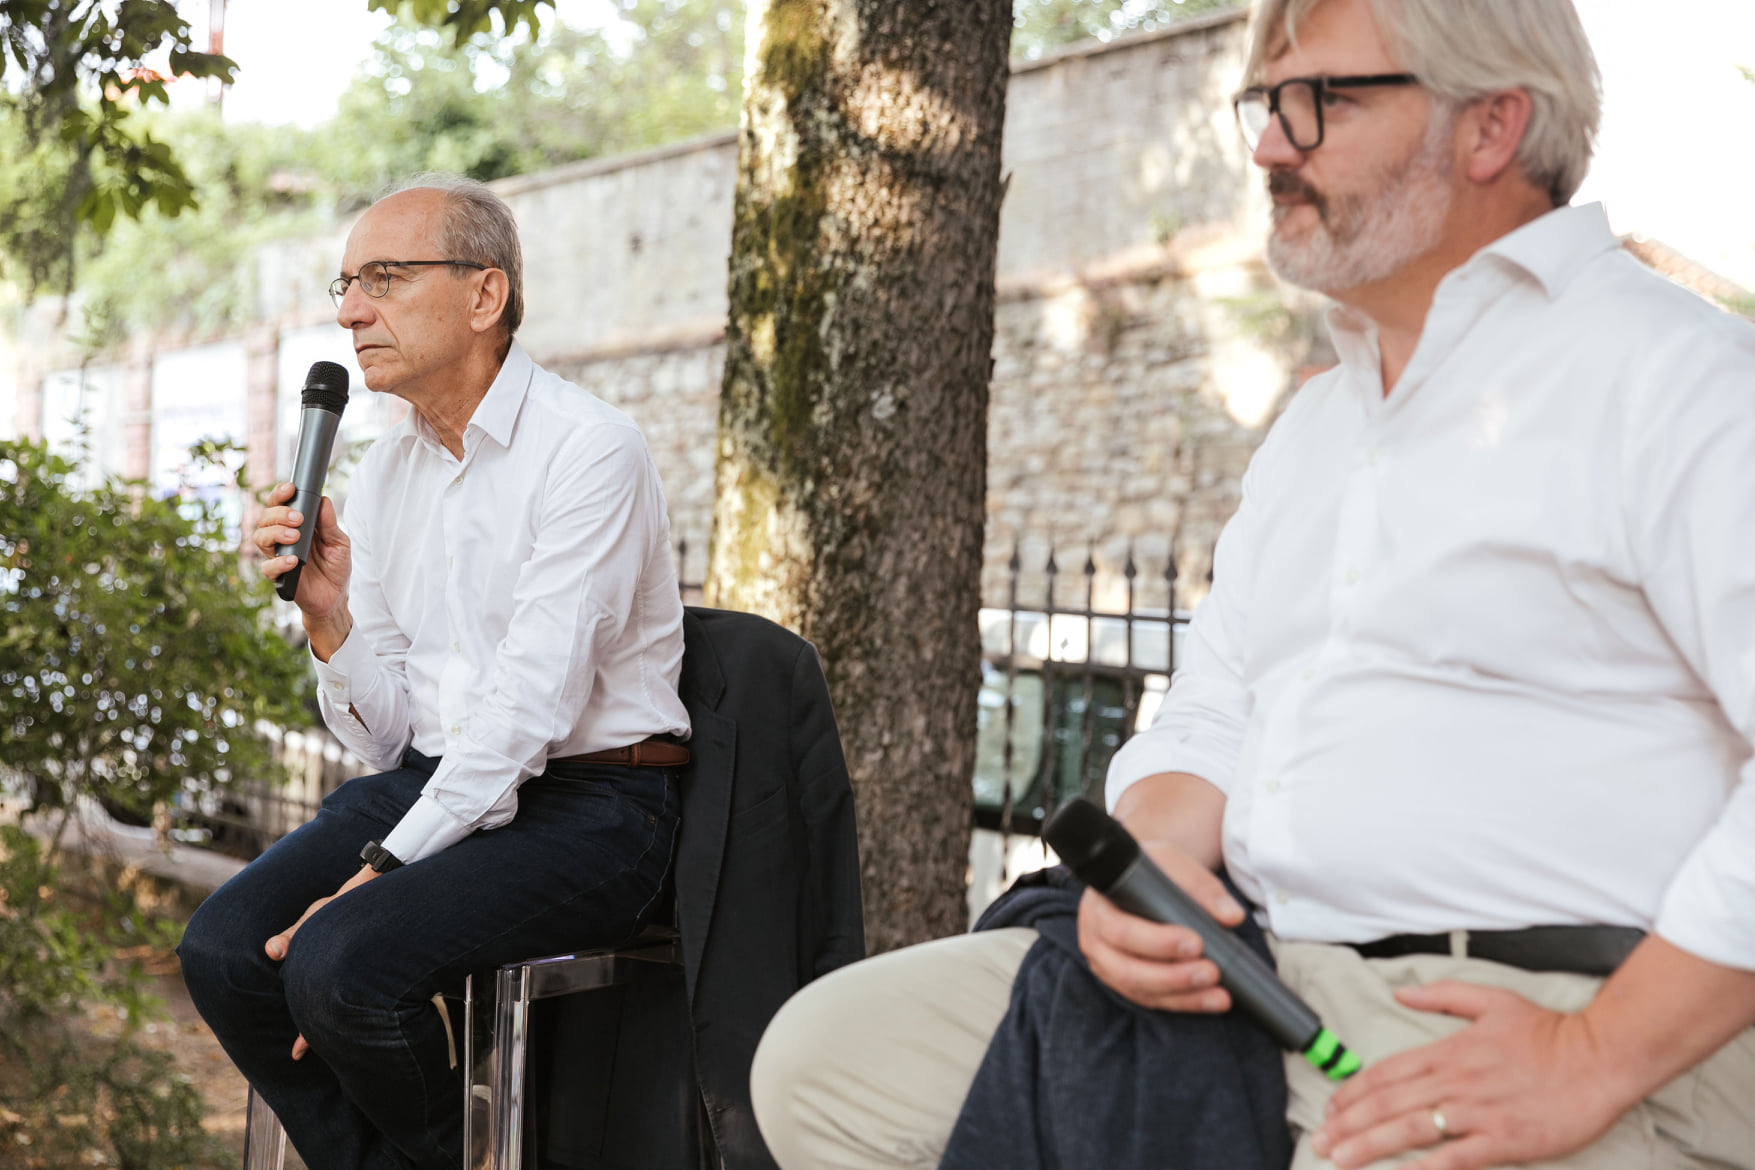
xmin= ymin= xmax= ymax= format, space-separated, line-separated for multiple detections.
xmin=462 ymin=972 xmax=484 ymax=1170
xmin=462 ymin=931 xmax=691 ymax=1169
xmin=242 ymin=1085 xmax=287 ymax=1170
xmin=492 ymin=962 xmax=534 ymax=1169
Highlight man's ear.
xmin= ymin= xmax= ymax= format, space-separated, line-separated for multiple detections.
xmin=1461 ymin=88 xmax=1534 ymax=186
xmin=468 ymin=269 xmax=510 ymax=337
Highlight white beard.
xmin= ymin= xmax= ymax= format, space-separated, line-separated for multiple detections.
xmin=1266 ymin=115 xmax=1454 ymax=294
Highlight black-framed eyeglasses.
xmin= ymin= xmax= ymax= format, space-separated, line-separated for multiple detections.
xmin=329 ymin=259 xmax=489 ymax=307
xmin=1233 ymin=73 xmax=1420 ymax=152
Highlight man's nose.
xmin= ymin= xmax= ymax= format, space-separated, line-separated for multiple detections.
xmin=1250 ymin=115 xmax=1305 ymax=170
xmin=334 ymin=281 xmax=374 ymax=329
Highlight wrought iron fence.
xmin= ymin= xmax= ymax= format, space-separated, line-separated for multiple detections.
xmin=975 ymin=542 xmax=1194 ymax=836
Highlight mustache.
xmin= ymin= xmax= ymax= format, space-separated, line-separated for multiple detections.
xmin=1267 ymin=171 xmax=1328 ymax=222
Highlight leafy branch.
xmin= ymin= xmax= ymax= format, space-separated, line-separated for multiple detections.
xmin=0 ymin=0 xmax=236 ymax=297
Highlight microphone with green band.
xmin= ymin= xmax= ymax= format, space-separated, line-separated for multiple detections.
xmin=1043 ymin=797 xmax=1362 ymax=1081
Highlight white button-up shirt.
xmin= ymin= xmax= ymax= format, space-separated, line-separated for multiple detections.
xmin=1108 ymin=204 xmax=1755 ymax=971
xmin=313 ymin=344 xmax=690 ymax=864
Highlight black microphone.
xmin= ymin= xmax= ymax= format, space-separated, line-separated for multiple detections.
xmin=274 ymin=361 xmax=350 ymax=603
xmin=1043 ymin=797 xmax=1362 ymax=1081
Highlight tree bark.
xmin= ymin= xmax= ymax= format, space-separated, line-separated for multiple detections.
xmin=707 ymin=0 xmax=1012 ymax=953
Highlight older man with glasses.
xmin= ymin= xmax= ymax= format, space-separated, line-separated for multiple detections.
xmin=178 ymin=175 xmax=692 ymax=1170
xmin=749 ymin=1 xmax=1755 ymax=1169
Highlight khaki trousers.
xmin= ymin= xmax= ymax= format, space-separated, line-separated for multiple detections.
xmin=750 ymin=929 xmax=1755 ymax=1170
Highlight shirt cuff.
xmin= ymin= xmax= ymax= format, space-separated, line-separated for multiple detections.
xmin=310 ymin=625 xmax=376 ymax=705
xmin=380 ymin=794 xmax=474 ymax=866
xmin=1104 ymin=728 xmax=1235 ymax=812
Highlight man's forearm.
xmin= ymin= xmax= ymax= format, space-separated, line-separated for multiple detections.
xmin=1110 ymin=770 xmax=1227 ymax=870
xmin=1585 ymin=934 xmax=1755 ymax=1111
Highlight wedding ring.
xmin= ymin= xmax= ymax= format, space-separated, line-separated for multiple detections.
xmin=1432 ymin=1108 xmax=1450 ymax=1139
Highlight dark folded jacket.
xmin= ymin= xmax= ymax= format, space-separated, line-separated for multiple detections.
xmin=938 ymin=867 xmax=1293 ymax=1170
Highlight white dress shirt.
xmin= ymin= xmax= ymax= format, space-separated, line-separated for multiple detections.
xmin=1107 ymin=204 xmax=1755 ymax=971
xmin=313 ymin=343 xmax=690 ymax=864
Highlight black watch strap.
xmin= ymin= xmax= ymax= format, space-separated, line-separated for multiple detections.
xmin=360 ymin=839 xmax=404 ymax=873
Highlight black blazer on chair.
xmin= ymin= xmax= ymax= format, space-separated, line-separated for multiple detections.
xmin=675 ymin=606 xmax=865 ymax=1169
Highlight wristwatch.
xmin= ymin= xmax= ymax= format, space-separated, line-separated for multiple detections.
xmin=359 ymin=839 xmax=405 ymax=874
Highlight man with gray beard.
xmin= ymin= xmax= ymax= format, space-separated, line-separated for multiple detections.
xmin=747 ymin=1 xmax=1755 ymax=1168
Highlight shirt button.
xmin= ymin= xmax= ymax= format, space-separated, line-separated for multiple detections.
xmin=1345 ymin=567 xmax=1361 ymax=585
xmin=1274 ymin=890 xmax=1290 ymax=906
xmin=1366 ymin=448 xmax=1380 ymax=466
xmin=450 ymin=723 xmax=461 ymax=736
xmin=1265 ymin=779 xmax=1281 ymax=795
xmin=450 ymin=641 xmax=461 ymax=653
xmin=1302 ymin=667 xmax=1315 ymax=681
xmin=452 ymin=474 xmax=463 ymax=486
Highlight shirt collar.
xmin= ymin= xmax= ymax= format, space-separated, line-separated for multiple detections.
xmin=1472 ymin=201 xmax=1619 ymax=300
xmin=408 ymin=340 xmax=533 ymax=456
xmin=1322 ymin=202 xmax=1621 ymax=371
xmin=467 ymin=341 xmax=532 ymax=450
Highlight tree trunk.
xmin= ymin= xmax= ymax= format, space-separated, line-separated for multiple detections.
xmin=707 ymin=0 xmax=1012 ymax=953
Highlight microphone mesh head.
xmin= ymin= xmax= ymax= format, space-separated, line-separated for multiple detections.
xmin=301 ymin=361 xmax=350 ymax=413
xmin=1042 ymin=797 xmax=1140 ymax=893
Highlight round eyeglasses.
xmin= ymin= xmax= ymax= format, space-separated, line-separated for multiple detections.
xmin=329 ymin=259 xmax=489 ymax=307
xmin=1233 ymin=73 xmax=1419 ymax=152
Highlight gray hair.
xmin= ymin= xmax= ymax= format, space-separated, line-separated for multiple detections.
xmin=1245 ymin=0 xmax=1601 ymax=205
xmin=387 ymin=173 xmax=525 ymax=349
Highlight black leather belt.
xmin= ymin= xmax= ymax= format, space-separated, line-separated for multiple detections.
xmin=1350 ymin=925 xmax=1646 ymax=977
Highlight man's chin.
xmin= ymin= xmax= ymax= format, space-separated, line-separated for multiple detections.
xmin=353 ymin=354 xmax=399 ymax=394
xmin=1266 ymin=234 xmax=1342 ymax=293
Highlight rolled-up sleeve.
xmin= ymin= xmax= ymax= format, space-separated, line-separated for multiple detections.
xmin=1105 ymin=458 xmax=1260 ymax=811
xmin=1629 ymin=322 xmax=1755 ymax=972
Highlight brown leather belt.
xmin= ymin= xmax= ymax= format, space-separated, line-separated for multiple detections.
xmin=1350 ymin=924 xmax=1645 ymax=977
xmin=550 ymin=739 xmax=690 ymax=768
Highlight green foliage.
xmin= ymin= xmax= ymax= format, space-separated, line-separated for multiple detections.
xmin=376 ymin=0 xmax=552 ymax=42
xmin=319 ymin=0 xmax=743 ymax=194
xmin=0 ymin=825 xmax=223 ymax=1169
xmin=0 ymin=0 xmax=236 ymax=295
xmin=72 ymin=108 xmax=330 ymax=336
xmin=0 ymin=438 xmax=308 ymax=829
xmin=1011 ymin=0 xmax=1238 ymax=59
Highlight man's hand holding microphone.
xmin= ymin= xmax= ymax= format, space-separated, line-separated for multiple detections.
xmin=254 ymin=480 xmax=352 ymax=658
xmin=255 ymin=360 xmax=353 ymax=660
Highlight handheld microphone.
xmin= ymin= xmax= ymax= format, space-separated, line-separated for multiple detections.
xmin=1043 ymin=797 xmax=1362 ymax=1082
xmin=274 ymin=361 xmax=350 ymax=603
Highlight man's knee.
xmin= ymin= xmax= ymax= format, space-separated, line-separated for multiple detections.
xmin=280 ymin=915 xmax=398 ymax=1050
xmin=749 ymin=969 xmax=850 ymax=1144
xmin=178 ymin=888 xmax=273 ymax=1016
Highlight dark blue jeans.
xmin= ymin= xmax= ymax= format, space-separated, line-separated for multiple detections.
xmin=178 ymin=750 xmax=677 ymax=1170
